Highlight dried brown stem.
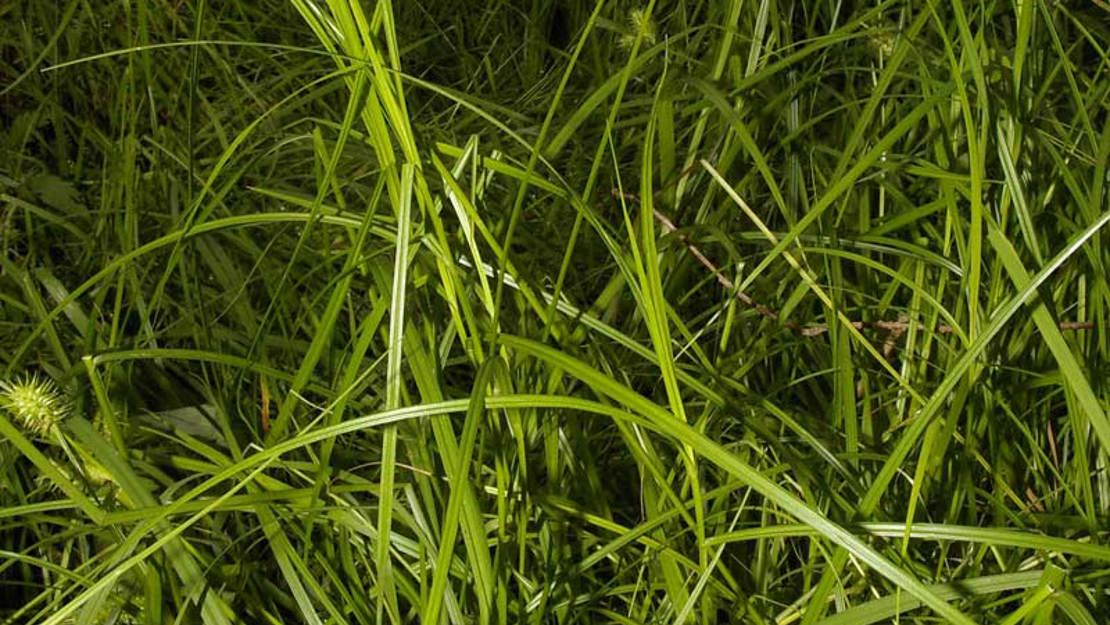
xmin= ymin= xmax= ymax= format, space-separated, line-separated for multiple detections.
xmin=631 ymin=192 xmax=1099 ymax=338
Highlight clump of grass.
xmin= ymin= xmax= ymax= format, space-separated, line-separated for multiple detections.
xmin=1 ymin=1 xmax=1109 ymax=624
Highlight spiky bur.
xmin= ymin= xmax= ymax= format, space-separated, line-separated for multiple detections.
xmin=1 ymin=375 xmax=69 ymax=437
xmin=620 ymin=8 xmax=657 ymax=49
xmin=863 ymin=21 xmax=898 ymax=58
xmin=870 ymin=29 xmax=896 ymax=58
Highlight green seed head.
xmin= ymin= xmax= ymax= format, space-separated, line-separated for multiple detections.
xmin=620 ymin=8 xmax=657 ymax=49
xmin=1 ymin=375 xmax=69 ymax=437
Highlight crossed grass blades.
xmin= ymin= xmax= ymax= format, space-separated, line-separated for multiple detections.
xmin=2 ymin=1 xmax=1109 ymax=624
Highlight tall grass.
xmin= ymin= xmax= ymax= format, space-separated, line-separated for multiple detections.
xmin=1 ymin=1 xmax=1108 ymax=623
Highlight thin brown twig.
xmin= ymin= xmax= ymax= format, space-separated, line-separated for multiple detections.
xmin=650 ymin=207 xmax=780 ymax=321
xmin=613 ymin=183 xmax=1100 ymax=338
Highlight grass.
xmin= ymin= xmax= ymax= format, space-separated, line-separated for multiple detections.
xmin=1 ymin=0 xmax=1109 ymax=623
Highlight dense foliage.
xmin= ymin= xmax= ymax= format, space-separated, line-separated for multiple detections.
xmin=2 ymin=1 xmax=1109 ymax=623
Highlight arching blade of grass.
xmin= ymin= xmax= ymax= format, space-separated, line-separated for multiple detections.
xmin=1053 ymin=591 xmax=1102 ymax=625
xmin=729 ymin=91 xmax=948 ymax=300
xmin=375 ymin=162 xmax=416 ymax=625
xmin=3 ymin=1 xmax=1108 ymax=623
xmin=811 ymin=571 xmax=1044 ymax=625
xmin=422 ymin=357 xmax=504 ymax=625
xmin=3 ymin=61 xmax=374 ymax=377
xmin=703 ymin=161 xmax=925 ymax=405
xmin=402 ymin=325 xmax=494 ymax=624
xmin=632 ymin=61 xmax=707 ymax=616
xmin=805 ymin=205 xmax=1110 ymax=623
xmin=987 ymin=220 xmax=1110 ymax=457
xmin=499 ymin=335 xmax=978 ymax=625
xmin=66 ymin=416 xmax=234 ymax=625
xmin=36 ymin=449 xmax=279 ymax=625
xmin=259 ymin=73 xmax=372 ymax=444
xmin=0 ymin=415 xmax=104 ymax=523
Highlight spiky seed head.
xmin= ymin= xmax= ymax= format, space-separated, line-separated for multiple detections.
xmin=620 ymin=8 xmax=657 ymax=49
xmin=1 ymin=375 xmax=69 ymax=436
xmin=870 ymin=30 xmax=896 ymax=57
